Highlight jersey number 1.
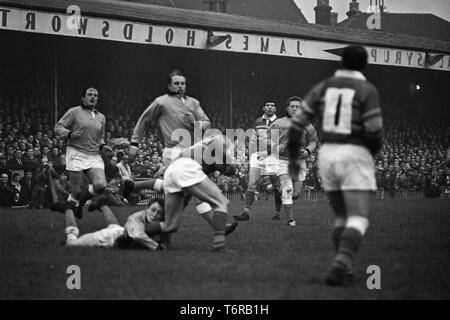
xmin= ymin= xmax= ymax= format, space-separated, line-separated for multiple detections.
xmin=323 ymin=88 xmax=355 ymax=134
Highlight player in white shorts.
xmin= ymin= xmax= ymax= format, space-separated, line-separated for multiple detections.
xmin=54 ymin=86 xmax=112 ymax=219
xmin=234 ymin=100 xmax=282 ymax=221
xmin=128 ymin=70 xmax=227 ymax=229
xmin=271 ymin=96 xmax=317 ymax=226
xmin=288 ymin=46 xmax=383 ymax=286
xmin=123 ymin=134 xmax=238 ymax=237
xmin=143 ymin=134 xmax=237 ymax=252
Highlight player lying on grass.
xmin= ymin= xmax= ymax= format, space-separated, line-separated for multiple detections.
xmin=52 ymin=196 xmax=169 ymax=250
xmin=125 ymin=132 xmax=238 ymax=252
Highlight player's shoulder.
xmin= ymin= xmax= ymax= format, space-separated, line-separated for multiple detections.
xmin=186 ymin=95 xmax=200 ymax=105
xmin=155 ymin=94 xmax=169 ymax=104
xmin=67 ymin=105 xmax=82 ymax=112
xmin=272 ymin=116 xmax=288 ymax=125
xmin=95 ymin=109 xmax=106 ymax=118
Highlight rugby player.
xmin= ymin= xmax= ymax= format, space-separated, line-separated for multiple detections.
xmin=234 ymin=100 xmax=282 ymax=221
xmin=142 ymin=133 xmax=237 ymax=252
xmin=271 ymin=96 xmax=317 ymax=226
xmin=54 ymin=86 xmax=112 ymax=219
xmin=287 ymin=46 xmax=383 ymax=286
xmin=129 ymin=70 xmax=223 ymax=229
xmin=54 ymin=196 xmax=167 ymax=250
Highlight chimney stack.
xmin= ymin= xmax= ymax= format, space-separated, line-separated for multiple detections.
xmin=346 ymin=0 xmax=360 ymax=18
xmin=314 ymin=0 xmax=332 ymax=26
xmin=330 ymin=12 xmax=338 ymax=25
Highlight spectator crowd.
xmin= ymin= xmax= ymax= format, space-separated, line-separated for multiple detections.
xmin=1 ymin=82 xmax=449 ymax=208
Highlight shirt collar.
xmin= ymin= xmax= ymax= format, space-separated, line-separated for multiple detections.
xmin=262 ymin=114 xmax=277 ymax=122
xmin=334 ymin=69 xmax=366 ymax=81
xmin=81 ymin=104 xmax=98 ymax=113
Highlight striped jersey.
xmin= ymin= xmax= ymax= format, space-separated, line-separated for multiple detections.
xmin=254 ymin=114 xmax=277 ymax=153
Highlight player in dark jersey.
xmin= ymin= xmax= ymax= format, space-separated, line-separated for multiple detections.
xmin=234 ymin=100 xmax=282 ymax=221
xmin=143 ymin=133 xmax=237 ymax=252
xmin=271 ymin=96 xmax=317 ymax=226
xmin=288 ymin=46 xmax=383 ymax=286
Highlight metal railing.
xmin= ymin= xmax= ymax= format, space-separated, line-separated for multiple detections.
xmin=136 ymin=188 xmax=430 ymax=205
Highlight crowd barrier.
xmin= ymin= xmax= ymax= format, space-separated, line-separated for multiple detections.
xmin=136 ymin=188 xmax=434 ymax=205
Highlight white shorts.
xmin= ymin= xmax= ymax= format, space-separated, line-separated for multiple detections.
xmin=277 ymin=159 xmax=307 ymax=181
xmin=249 ymin=152 xmax=278 ymax=175
xmin=162 ymin=146 xmax=187 ymax=166
xmin=318 ymin=143 xmax=376 ymax=191
xmin=163 ymin=158 xmax=207 ymax=194
xmin=67 ymin=224 xmax=124 ymax=248
xmin=65 ymin=146 xmax=104 ymax=171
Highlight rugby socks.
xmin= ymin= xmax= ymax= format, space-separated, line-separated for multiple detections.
xmin=196 ymin=203 xmax=213 ymax=226
xmin=212 ymin=211 xmax=227 ymax=251
xmin=335 ymin=216 xmax=369 ymax=268
xmin=332 ymin=218 xmax=347 ymax=252
xmin=274 ymin=191 xmax=282 ymax=214
xmin=243 ymin=191 xmax=255 ymax=212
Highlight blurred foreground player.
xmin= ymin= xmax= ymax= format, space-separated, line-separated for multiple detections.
xmin=288 ymin=46 xmax=383 ymax=286
xmin=143 ymin=133 xmax=237 ymax=252
xmin=123 ymin=136 xmax=238 ymax=237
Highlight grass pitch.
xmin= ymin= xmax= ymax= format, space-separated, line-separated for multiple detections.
xmin=0 ymin=198 xmax=449 ymax=299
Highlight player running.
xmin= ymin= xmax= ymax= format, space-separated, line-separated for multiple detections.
xmin=234 ymin=100 xmax=282 ymax=221
xmin=271 ymin=96 xmax=317 ymax=226
xmin=287 ymin=46 xmax=383 ymax=286
xmin=54 ymin=86 xmax=112 ymax=219
xmin=134 ymin=133 xmax=237 ymax=252
xmin=128 ymin=70 xmax=227 ymax=229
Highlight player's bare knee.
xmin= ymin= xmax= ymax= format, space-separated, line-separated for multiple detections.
xmin=215 ymin=201 xmax=228 ymax=213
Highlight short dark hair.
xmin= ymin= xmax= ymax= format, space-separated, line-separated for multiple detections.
xmin=81 ymin=86 xmax=98 ymax=98
xmin=286 ymin=96 xmax=303 ymax=106
xmin=148 ymin=197 xmax=165 ymax=209
xmin=342 ymin=45 xmax=368 ymax=71
xmin=167 ymin=69 xmax=185 ymax=85
xmin=263 ymin=100 xmax=276 ymax=106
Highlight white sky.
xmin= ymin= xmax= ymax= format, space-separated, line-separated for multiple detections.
xmin=294 ymin=0 xmax=450 ymax=23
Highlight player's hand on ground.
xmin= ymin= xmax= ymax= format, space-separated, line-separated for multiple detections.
xmin=69 ymin=129 xmax=83 ymax=139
